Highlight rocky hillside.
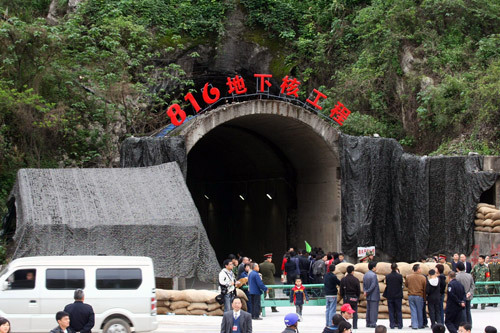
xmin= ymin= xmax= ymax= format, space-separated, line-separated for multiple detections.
xmin=1 ymin=0 xmax=500 ymax=217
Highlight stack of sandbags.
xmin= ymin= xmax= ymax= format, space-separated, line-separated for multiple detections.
xmin=335 ymin=262 xmax=450 ymax=319
xmin=475 ymin=203 xmax=500 ymax=233
xmin=156 ymin=289 xmax=248 ymax=316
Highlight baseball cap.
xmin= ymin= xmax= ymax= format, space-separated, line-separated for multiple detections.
xmin=284 ymin=313 xmax=299 ymax=326
xmin=340 ymin=303 xmax=356 ymax=314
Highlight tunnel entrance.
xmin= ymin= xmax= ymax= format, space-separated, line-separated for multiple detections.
xmin=185 ymin=106 xmax=341 ymax=264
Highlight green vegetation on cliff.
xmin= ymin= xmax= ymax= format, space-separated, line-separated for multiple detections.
xmin=1 ymin=0 xmax=500 ymax=215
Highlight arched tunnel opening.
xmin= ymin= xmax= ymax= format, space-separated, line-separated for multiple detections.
xmin=186 ymin=114 xmax=341 ymax=264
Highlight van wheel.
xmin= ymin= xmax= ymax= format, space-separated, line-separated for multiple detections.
xmin=102 ymin=319 xmax=131 ymax=333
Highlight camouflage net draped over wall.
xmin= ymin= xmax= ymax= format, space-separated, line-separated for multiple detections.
xmin=340 ymin=134 xmax=498 ymax=261
xmin=10 ymin=163 xmax=219 ymax=282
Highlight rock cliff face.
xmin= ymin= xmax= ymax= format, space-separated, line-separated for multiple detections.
xmin=47 ymin=0 xmax=84 ymax=24
xmin=211 ymin=6 xmax=273 ymax=78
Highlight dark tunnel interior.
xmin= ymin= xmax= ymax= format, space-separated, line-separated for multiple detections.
xmin=186 ymin=114 xmax=341 ymax=266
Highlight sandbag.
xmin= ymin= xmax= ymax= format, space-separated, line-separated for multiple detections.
xmin=169 ymin=290 xmax=187 ymax=302
xmin=398 ymin=264 xmax=413 ymax=277
xmin=483 ymin=226 xmax=493 ymax=232
xmin=170 ymin=301 xmax=190 ymax=310
xmin=377 ymin=274 xmax=386 ymax=282
xmin=379 ymin=282 xmax=386 ymax=293
xmin=190 ymin=309 xmax=208 ymax=315
xmin=241 ymin=299 xmax=247 ymax=312
xmin=478 ymin=203 xmax=496 ymax=209
xmin=378 ymin=313 xmax=390 ymax=319
xmin=187 ymin=302 xmax=209 ymax=311
xmin=236 ymin=288 xmax=248 ymax=301
xmin=475 ymin=219 xmax=484 ymax=226
xmin=157 ymin=307 xmax=170 ymax=315
xmin=476 ymin=213 xmax=485 ymax=219
xmin=156 ymin=289 xmax=172 ymax=300
xmin=183 ymin=289 xmax=217 ymax=303
xmin=334 ymin=263 xmax=352 ymax=274
xmin=353 ymin=271 xmax=364 ymax=282
xmin=443 ymin=264 xmax=451 ymax=275
xmin=491 ymin=212 xmax=500 ymax=220
xmin=173 ymin=308 xmax=189 ymax=315
xmin=207 ymin=302 xmax=222 ymax=311
xmin=410 ymin=262 xmax=429 ymax=275
xmin=376 ymin=262 xmax=392 ymax=276
xmin=207 ymin=308 xmax=224 ymax=316
xmin=360 ymin=300 xmax=367 ymax=307
xmin=493 ymin=220 xmax=500 ymax=227
xmin=355 ymin=263 xmax=369 ymax=273
xmin=157 ymin=300 xmax=170 ymax=307
xmin=336 ymin=273 xmax=345 ymax=281
xmin=378 ymin=305 xmax=389 ymax=313
xmin=357 ymin=306 xmax=367 ymax=313
xmin=402 ymin=305 xmax=411 ymax=314
xmin=424 ymin=262 xmax=437 ymax=273
xmin=492 ymin=226 xmax=500 ymax=233
xmin=484 ymin=219 xmax=494 ymax=227
xmin=478 ymin=207 xmax=497 ymax=215
xmin=475 ymin=226 xmax=484 ymax=231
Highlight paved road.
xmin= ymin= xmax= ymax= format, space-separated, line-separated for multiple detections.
xmin=155 ymin=306 xmax=500 ymax=333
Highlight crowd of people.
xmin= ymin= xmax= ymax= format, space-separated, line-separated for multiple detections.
xmin=218 ymin=249 xmax=499 ymax=333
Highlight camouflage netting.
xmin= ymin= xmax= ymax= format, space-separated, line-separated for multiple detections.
xmin=120 ymin=136 xmax=187 ymax=178
xmin=339 ymin=134 xmax=498 ymax=261
xmin=8 ymin=162 xmax=219 ymax=282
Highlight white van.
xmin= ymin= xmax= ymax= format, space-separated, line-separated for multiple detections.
xmin=0 ymin=256 xmax=158 ymax=333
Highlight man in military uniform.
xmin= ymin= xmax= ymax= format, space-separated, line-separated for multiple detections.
xmin=488 ymin=253 xmax=499 ymax=307
xmin=360 ymin=251 xmax=374 ymax=263
xmin=471 ymin=255 xmax=490 ymax=310
xmin=260 ymin=253 xmax=279 ymax=313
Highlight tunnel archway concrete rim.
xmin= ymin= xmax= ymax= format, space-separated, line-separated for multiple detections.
xmin=172 ymin=99 xmax=341 ymax=155
xmin=177 ymin=99 xmax=343 ymax=256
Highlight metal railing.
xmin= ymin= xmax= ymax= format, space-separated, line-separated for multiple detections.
xmin=470 ymin=281 xmax=500 ymax=305
xmin=243 ymin=283 xmax=326 ymax=317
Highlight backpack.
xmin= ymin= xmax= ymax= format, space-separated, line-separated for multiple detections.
xmin=312 ymin=260 xmax=324 ymax=276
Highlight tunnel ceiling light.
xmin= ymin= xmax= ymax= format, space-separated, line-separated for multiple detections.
xmin=239 ymin=194 xmax=245 ymax=201
xmin=266 ymin=193 xmax=273 ymax=200
xmin=204 ymin=194 xmax=210 ymax=200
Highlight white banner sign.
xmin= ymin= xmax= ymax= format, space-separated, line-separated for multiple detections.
xmin=357 ymin=246 xmax=376 ymax=258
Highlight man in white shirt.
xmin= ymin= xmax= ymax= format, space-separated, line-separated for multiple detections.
xmin=221 ymin=297 xmax=252 ymax=333
xmin=219 ymin=259 xmax=241 ymax=312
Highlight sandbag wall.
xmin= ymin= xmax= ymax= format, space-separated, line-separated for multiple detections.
xmin=474 ymin=203 xmax=500 ymax=233
xmin=156 ymin=262 xmax=450 ymax=317
xmin=333 ymin=262 xmax=451 ymax=319
xmin=156 ymin=288 xmax=249 ymax=316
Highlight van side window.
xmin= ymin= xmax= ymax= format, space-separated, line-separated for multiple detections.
xmin=96 ymin=269 xmax=142 ymax=289
xmin=5 ymin=269 xmax=36 ymax=289
xmin=46 ymin=269 xmax=85 ymax=289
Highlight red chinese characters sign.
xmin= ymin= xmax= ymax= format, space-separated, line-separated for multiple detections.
xmin=166 ymin=74 xmax=351 ymax=127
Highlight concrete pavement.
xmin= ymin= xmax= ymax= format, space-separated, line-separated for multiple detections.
xmin=154 ymin=306 xmax=500 ymax=333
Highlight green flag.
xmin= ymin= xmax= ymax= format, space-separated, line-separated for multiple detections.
xmin=304 ymin=240 xmax=312 ymax=253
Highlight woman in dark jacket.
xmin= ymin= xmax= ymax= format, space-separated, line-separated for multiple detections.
xmin=426 ymin=269 xmax=442 ymax=326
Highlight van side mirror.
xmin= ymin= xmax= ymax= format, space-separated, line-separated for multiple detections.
xmin=1 ymin=281 xmax=9 ymax=291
